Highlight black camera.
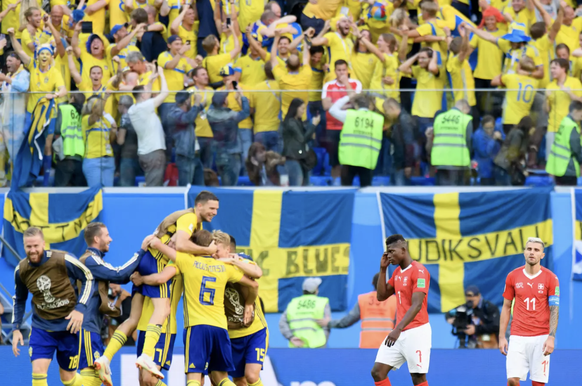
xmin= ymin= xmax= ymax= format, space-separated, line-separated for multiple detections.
xmin=449 ymin=301 xmax=475 ymax=348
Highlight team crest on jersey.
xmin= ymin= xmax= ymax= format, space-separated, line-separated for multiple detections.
xmin=538 ymin=284 xmax=544 ymax=290
xmin=94 ymin=351 xmax=100 ymax=361
xmin=403 ymin=277 xmax=408 ymax=287
xmin=516 ymin=282 xmax=524 ymax=288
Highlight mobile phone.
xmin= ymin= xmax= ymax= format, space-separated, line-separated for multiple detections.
xmin=232 ymin=80 xmax=238 ymax=89
xmin=226 ymin=17 xmax=231 ymax=27
xmin=81 ymin=21 xmax=93 ymax=34
xmin=186 ymin=40 xmax=191 ymax=45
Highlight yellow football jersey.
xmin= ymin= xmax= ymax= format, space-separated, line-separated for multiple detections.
xmin=149 ymin=211 xmax=201 ymax=263
xmin=177 ymin=253 xmax=244 ymax=329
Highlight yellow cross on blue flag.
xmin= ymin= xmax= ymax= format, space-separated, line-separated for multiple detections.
xmin=2 ymin=187 xmax=103 ymax=266
xmin=380 ymin=188 xmax=553 ymax=312
xmin=188 ymin=187 xmax=356 ymax=312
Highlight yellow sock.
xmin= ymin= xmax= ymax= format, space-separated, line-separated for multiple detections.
xmin=186 ymin=381 xmax=201 ymax=386
xmin=32 ymin=373 xmax=48 ymax=386
xmin=142 ymin=324 xmax=162 ymax=358
xmin=155 ymin=381 xmax=168 ymax=386
xmin=218 ymin=379 xmax=236 ymax=386
xmin=81 ymin=369 xmax=102 ymax=386
xmin=249 ymin=379 xmax=264 ymax=386
xmin=61 ymin=373 xmax=83 ymax=386
xmin=104 ymin=330 xmax=127 ymax=361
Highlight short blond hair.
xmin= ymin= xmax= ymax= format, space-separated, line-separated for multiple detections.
xmin=213 ymin=230 xmax=231 ymax=248
xmin=421 ymin=1 xmax=439 ymax=17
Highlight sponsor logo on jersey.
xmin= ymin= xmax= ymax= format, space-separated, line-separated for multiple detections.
xmin=527 ymin=283 xmax=533 ymax=288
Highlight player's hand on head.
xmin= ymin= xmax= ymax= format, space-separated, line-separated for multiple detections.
xmin=12 ymin=330 xmax=23 ymax=357
xmin=142 ymin=234 xmax=155 ymax=250
xmin=206 ymin=240 xmax=218 ymax=255
xmin=380 ymin=252 xmax=390 ymax=269
xmin=499 ymin=336 xmax=508 ymax=356
xmin=65 ymin=310 xmax=84 ymax=334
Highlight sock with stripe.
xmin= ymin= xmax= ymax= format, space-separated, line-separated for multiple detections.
xmin=142 ymin=324 xmax=162 ymax=358
xmin=155 ymin=381 xmax=168 ymax=386
xmin=532 ymin=382 xmax=545 ymax=386
xmin=217 ymin=379 xmax=236 ymax=386
xmin=104 ymin=330 xmax=127 ymax=361
xmin=61 ymin=373 xmax=83 ymax=386
xmin=186 ymin=381 xmax=201 ymax=386
xmin=249 ymin=379 xmax=264 ymax=386
xmin=80 ymin=369 xmax=102 ymax=386
xmin=374 ymin=379 xmax=391 ymax=386
xmin=32 ymin=373 xmax=48 ymax=386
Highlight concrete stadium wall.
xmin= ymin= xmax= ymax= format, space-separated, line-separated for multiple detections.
xmin=0 ymin=187 xmax=581 ymax=350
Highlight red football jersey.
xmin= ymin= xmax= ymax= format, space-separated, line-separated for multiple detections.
xmin=388 ymin=261 xmax=430 ymax=331
xmin=503 ymin=266 xmax=560 ymax=337
xmin=322 ymin=78 xmax=362 ymax=130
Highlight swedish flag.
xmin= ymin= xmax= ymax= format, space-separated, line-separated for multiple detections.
xmin=2 ymin=187 xmax=103 ymax=266
xmin=188 ymin=187 xmax=356 ymax=312
xmin=11 ymin=98 xmax=56 ymax=189
xmin=380 ymin=189 xmax=553 ymax=312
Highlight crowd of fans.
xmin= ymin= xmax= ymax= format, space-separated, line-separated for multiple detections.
xmin=1 ymin=0 xmax=582 ymax=187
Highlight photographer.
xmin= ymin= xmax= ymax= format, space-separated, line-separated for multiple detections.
xmin=445 ymin=285 xmax=500 ymax=349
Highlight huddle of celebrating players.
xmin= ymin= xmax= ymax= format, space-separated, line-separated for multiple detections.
xmin=12 ymin=190 xmax=268 ymax=386
xmin=10 ymin=189 xmax=559 ymax=386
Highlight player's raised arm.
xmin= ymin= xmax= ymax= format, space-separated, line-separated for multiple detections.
xmin=377 ymin=252 xmax=395 ymax=301
xmin=131 ymin=265 xmax=177 ymax=286
xmin=224 ymin=255 xmax=263 ymax=278
xmin=498 ymin=298 xmax=512 ymax=356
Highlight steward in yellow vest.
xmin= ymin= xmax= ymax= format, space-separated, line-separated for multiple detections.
xmin=280 ymin=277 xmax=331 ymax=348
xmin=329 ymin=93 xmax=385 ymax=187
xmin=545 ymin=101 xmax=582 ymax=186
xmin=429 ymin=100 xmax=473 ymax=186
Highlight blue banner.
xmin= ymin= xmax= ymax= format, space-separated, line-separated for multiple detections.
xmin=188 ymin=187 xmax=356 ymax=312
xmin=2 ymin=187 xmax=103 ymax=266
xmin=573 ymin=191 xmax=582 ymax=281
xmin=381 ymin=189 xmax=553 ymax=312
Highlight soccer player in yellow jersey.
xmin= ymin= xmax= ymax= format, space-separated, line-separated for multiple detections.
xmin=158 ymin=229 xmax=259 ymax=386
xmin=545 ymin=58 xmax=582 ymax=155
xmin=311 ymin=16 xmax=355 ymax=83
xmin=95 ymin=191 xmax=220 ymax=382
xmin=214 ymin=232 xmax=268 ymax=386
xmin=491 ymin=56 xmax=539 ymax=134
xmin=447 ymin=24 xmax=478 ymax=127
xmin=202 ymin=23 xmax=241 ymax=84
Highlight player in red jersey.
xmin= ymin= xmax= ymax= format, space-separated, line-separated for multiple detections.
xmin=500 ymin=237 xmax=559 ymax=386
xmin=372 ymin=234 xmax=431 ymax=386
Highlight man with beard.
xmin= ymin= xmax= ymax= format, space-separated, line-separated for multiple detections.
xmin=77 ymin=223 xmax=153 ymax=386
xmin=311 ymin=16 xmax=355 ymax=83
xmin=12 ymin=227 xmax=94 ymax=386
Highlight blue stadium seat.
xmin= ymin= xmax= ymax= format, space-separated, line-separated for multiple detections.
xmin=312 ymin=147 xmax=327 ymax=176
xmin=238 ymin=176 xmax=253 ymax=186
xmin=135 ymin=176 xmax=146 ymax=186
xmin=310 ymin=176 xmax=333 ymax=186
xmin=323 ymin=153 xmax=331 ymax=176
xmin=372 ymin=176 xmax=391 ymax=186
xmin=525 ymin=175 xmax=554 ymax=187
xmin=411 ymin=177 xmax=435 ymax=186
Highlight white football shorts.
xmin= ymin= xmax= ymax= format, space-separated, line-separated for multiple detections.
xmin=506 ymin=334 xmax=550 ymax=383
xmin=374 ymin=323 xmax=432 ymax=374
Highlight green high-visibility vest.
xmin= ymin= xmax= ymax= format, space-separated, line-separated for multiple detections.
xmin=546 ymin=115 xmax=580 ymax=177
xmin=59 ymin=105 xmax=84 ymax=158
xmin=431 ymin=108 xmax=472 ymax=167
xmin=339 ymin=109 xmax=384 ymax=169
xmin=286 ymin=294 xmax=329 ymax=348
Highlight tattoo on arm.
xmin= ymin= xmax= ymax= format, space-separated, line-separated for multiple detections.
xmin=549 ymin=305 xmax=559 ymax=337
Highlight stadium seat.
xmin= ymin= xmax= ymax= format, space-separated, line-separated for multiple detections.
xmin=238 ymin=176 xmax=253 ymax=186
xmin=525 ymin=175 xmax=554 ymax=187
xmin=312 ymin=147 xmax=327 ymax=176
xmin=135 ymin=176 xmax=146 ymax=186
xmin=310 ymin=176 xmax=333 ymax=186
xmin=372 ymin=176 xmax=391 ymax=186
xmin=411 ymin=177 xmax=436 ymax=186
xmin=323 ymin=153 xmax=331 ymax=176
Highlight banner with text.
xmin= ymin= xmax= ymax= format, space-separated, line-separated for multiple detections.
xmin=381 ymin=189 xmax=553 ymax=312
xmin=188 ymin=187 xmax=356 ymax=312
xmin=2 ymin=188 xmax=103 ymax=266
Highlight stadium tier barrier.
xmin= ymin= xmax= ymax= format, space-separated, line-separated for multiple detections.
xmin=0 ymin=186 xmax=581 ymax=351
xmin=0 ymin=88 xmax=573 ymax=188
xmin=0 ymin=346 xmax=580 ymax=386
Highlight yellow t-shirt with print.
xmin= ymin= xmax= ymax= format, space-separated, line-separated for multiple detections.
xmin=177 ymin=253 xmax=244 ymax=329
xmin=250 ymin=80 xmax=281 ymax=134
xmin=26 ymin=61 xmax=65 ymax=114
xmin=497 ymin=39 xmax=543 ymax=74
xmin=234 ymin=54 xmax=267 ymax=87
xmin=238 ymin=0 xmax=264 ymax=30
xmin=556 ymin=18 xmax=582 ymax=52
xmin=84 ymin=0 xmax=110 ymax=34
xmin=446 ymin=55 xmax=476 ymax=106
xmin=470 ymin=29 xmax=505 ymax=80
xmin=110 ymin=0 xmax=130 ymax=27
xmin=322 ymin=31 xmax=354 ymax=82
xmin=158 ymin=51 xmax=193 ymax=103
xmin=546 ymin=77 xmax=582 ymax=133
xmin=203 ymin=53 xmax=233 ymax=84
xmin=219 ymin=32 xmax=243 ymax=61
xmin=273 ymin=64 xmax=312 ymax=119
xmin=369 ymin=53 xmax=400 ymax=101
xmin=177 ymin=23 xmax=199 ymax=60
xmin=186 ymin=85 xmax=214 ymax=138
xmin=82 ymin=115 xmax=114 ymax=159
xmin=80 ymin=50 xmax=112 ymax=88
xmin=501 ymin=73 xmax=538 ymax=126
xmin=411 ymin=65 xmax=445 ymax=118
xmin=352 ymin=52 xmax=379 ymax=90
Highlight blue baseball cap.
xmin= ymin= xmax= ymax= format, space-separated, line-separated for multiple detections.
xmin=111 ymin=23 xmax=128 ymax=36
xmin=219 ymin=64 xmax=235 ymax=77
xmin=167 ymin=35 xmax=182 ymax=45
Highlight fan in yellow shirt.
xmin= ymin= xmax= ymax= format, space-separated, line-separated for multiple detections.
xmin=407 ymin=2 xmax=448 ymax=61
xmin=157 ymin=35 xmax=194 ymax=110
xmin=311 ymin=16 xmax=355 ymax=83
xmin=271 ymin=31 xmax=312 ymax=119
xmin=491 ymin=56 xmax=539 ymax=133
xmin=503 ymin=0 xmax=536 ymax=31
xmin=72 ymin=24 xmax=113 ymax=89
xmin=83 ymin=0 xmax=110 ymax=35
xmin=235 ymin=28 xmax=272 ymax=87
xmin=251 ymin=63 xmax=282 ymax=146
xmin=238 ymin=0 xmax=264 ymax=30
xmin=546 ymin=58 xmax=582 ymax=134
xmin=358 ymin=31 xmax=400 ymax=101
xmin=165 ymin=229 xmax=258 ymax=386
xmin=351 ymin=29 xmax=380 ymax=90
xmin=21 ymin=8 xmax=51 ymax=60
xmin=446 ymin=26 xmax=477 ymax=125
xmin=470 ymin=13 xmax=506 ymax=88
xmin=186 ymin=68 xmax=214 ymax=167
xmin=107 ymin=23 xmax=145 ymax=73
xmin=0 ymin=0 xmax=20 ymax=35
xmin=170 ymin=4 xmax=199 ymax=62
xmin=202 ymin=23 xmax=242 ymax=84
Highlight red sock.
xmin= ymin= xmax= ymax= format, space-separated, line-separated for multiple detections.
xmin=374 ymin=379 xmax=391 ymax=386
xmin=532 ymin=382 xmax=545 ymax=386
